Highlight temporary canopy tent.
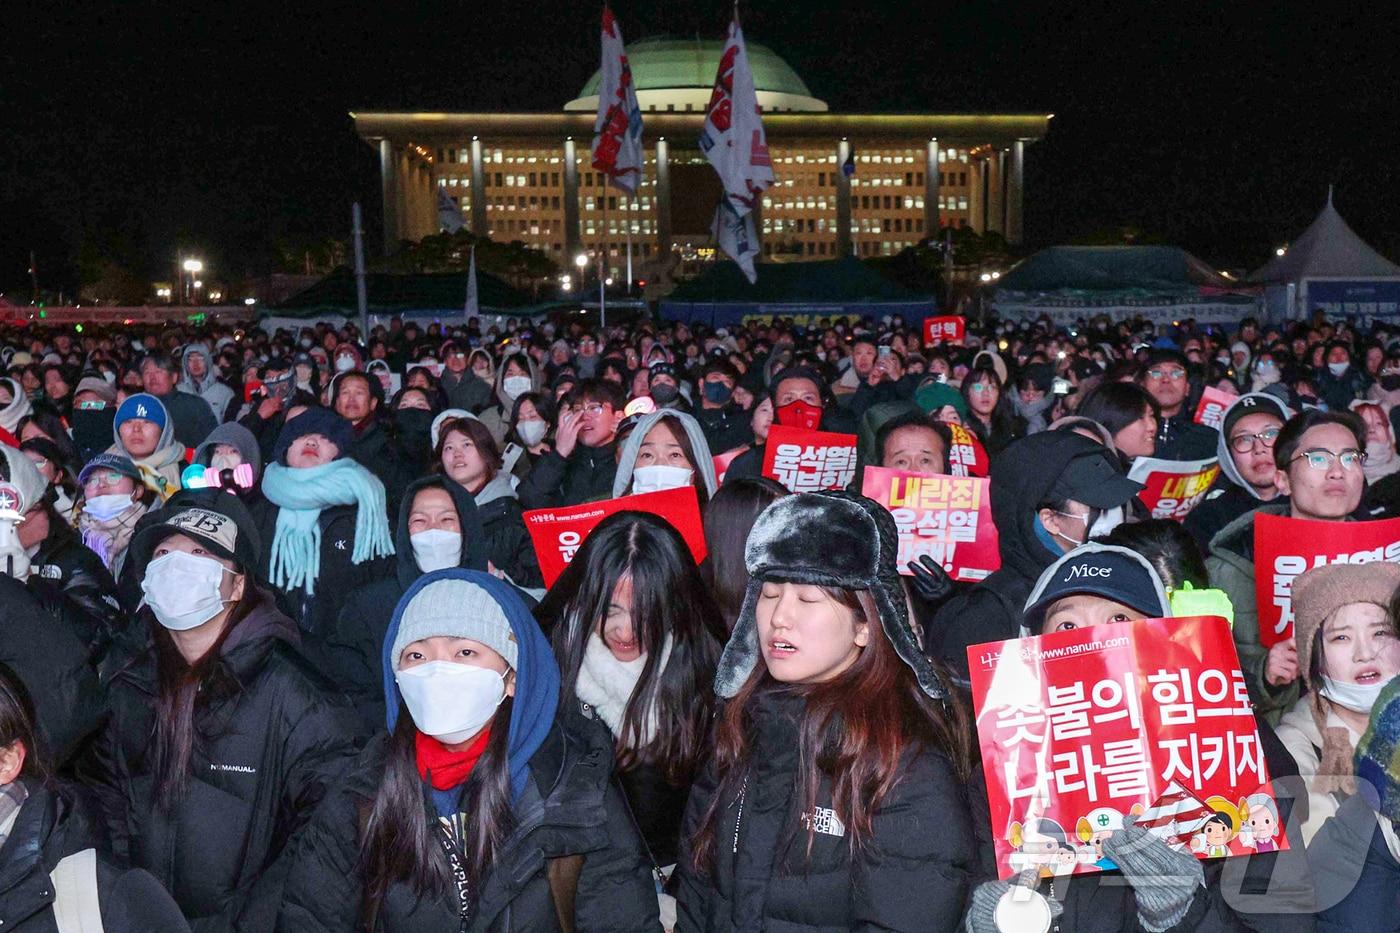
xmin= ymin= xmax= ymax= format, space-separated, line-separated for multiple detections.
xmin=260 ymin=268 xmax=539 ymax=331
xmin=1246 ymin=190 xmax=1400 ymax=322
xmin=659 ymin=257 xmax=934 ymax=327
xmin=991 ymin=245 xmax=1260 ymax=326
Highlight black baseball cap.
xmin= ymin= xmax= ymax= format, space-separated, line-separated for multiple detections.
xmin=1221 ymin=393 xmax=1289 ymax=439
xmin=129 ymin=488 xmax=262 ymax=574
xmin=1024 ymin=544 xmax=1168 ymax=633
xmin=1049 ymin=449 xmax=1144 ymax=509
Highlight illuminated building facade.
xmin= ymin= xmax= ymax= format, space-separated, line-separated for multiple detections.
xmin=355 ymin=37 xmax=1050 ymax=283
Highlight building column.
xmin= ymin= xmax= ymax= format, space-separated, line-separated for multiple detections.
xmin=968 ymin=156 xmax=985 ymax=233
xmin=379 ymin=140 xmax=398 ymax=255
xmin=987 ymin=150 xmax=1005 ymax=237
xmin=835 ymin=138 xmax=853 ymax=258
xmin=655 ymin=138 xmax=672 ymax=259
xmin=1007 ymin=139 xmax=1025 ymax=245
xmin=563 ymin=138 xmax=581 ymax=261
xmin=925 ymin=138 xmax=940 ymax=238
xmin=469 ymin=139 xmax=488 ymax=237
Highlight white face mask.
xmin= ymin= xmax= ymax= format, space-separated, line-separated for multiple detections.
xmin=396 ymin=661 xmax=507 ymax=745
xmin=335 ymin=355 xmax=356 ymax=372
xmin=83 ymin=493 xmax=135 ymax=522
xmin=410 ymin=529 xmax=462 ymax=573
xmin=502 ymin=375 xmax=532 ymax=400
xmin=140 ymin=551 xmax=235 ymax=631
xmin=631 ymin=464 xmax=693 ymax=494
xmin=1088 ymin=505 xmax=1126 ymax=539
xmin=1367 ymin=439 xmax=1396 ymax=465
xmin=516 ymin=419 xmax=547 ymax=447
xmin=1328 ymin=362 xmax=1350 ymax=377
xmin=1320 ymin=674 xmax=1396 ymax=714
xmin=210 ymin=451 xmax=242 ymax=472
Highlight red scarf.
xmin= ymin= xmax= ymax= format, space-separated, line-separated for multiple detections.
xmin=415 ymin=728 xmax=491 ymax=791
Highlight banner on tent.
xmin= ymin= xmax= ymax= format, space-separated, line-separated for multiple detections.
xmin=993 ymin=299 xmax=1261 ymax=328
xmin=659 ymin=301 xmax=935 ymax=328
xmin=1303 ymin=279 xmax=1400 ymax=323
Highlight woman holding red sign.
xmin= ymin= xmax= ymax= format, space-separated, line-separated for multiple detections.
xmin=675 ymin=491 xmax=978 ymax=933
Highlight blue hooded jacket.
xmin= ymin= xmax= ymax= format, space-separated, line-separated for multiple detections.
xmin=381 ymin=568 xmax=560 ymax=812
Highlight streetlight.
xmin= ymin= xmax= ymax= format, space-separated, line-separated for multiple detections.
xmin=243 ymin=297 xmax=256 ymax=306
xmin=1275 ymin=246 xmax=1287 ymax=257
xmin=182 ymin=259 xmax=203 ymax=274
xmin=181 ymin=258 xmax=205 ymax=303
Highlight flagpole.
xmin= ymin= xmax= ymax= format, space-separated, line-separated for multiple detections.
xmin=599 ymin=175 xmax=608 ymax=330
xmin=625 ymin=195 xmax=633 ymax=296
xmin=352 ymin=202 xmax=369 ymax=334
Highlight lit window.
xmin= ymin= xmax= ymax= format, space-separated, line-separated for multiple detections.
xmin=959 ymin=197 xmax=969 ymax=209
xmin=493 ymin=151 xmax=502 ymax=163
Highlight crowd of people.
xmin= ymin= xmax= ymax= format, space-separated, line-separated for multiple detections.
xmin=1 ymin=306 xmax=1400 ymax=930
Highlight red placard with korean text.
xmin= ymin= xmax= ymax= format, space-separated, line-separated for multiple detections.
xmin=1194 ymin=386 xmax=1237 ymax=430
xmin=523 ymin=486 xmax=707 ymax=588
xmin=712 ymin=446 xmax=748 ymax=485
xmin=968 ymin=616 xmax=1287 ymax=880
xmin=1127 ymin=456 xmax=1220 ymax=520
xmin=861 ymin=466 xmax=1000 ymax=581
xmin=1253 ymin=512 xmax=1400 ymax=648
xmin=923 ymin=315 xmax=966 ymax=347
xmin=946 ymin=423 xmax=990 ymax=478
xmin=762 ymin=424 xmax=858 ymax=493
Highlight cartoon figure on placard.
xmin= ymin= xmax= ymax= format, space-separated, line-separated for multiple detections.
xmin=1075 ymin=804 xmax=1144 ymax=870
xmin=1007 ymin=816 xmax=1077 ymax=877
xmin=1239 ymin=794 xmax=1281 ymax=853
xmin=1191 ymin=797 xmax=1243 ymax=857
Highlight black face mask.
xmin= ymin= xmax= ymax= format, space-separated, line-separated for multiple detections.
xmin=651 ymin=383 xmax=679 ymax=404
xmin=1382 ymin=375 xmax=1400 ymax=392
xmin=395 ymin=409 xmax=434 ymax=447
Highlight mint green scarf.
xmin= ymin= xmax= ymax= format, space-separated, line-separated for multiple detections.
xmin=262 ymin=459 xmax=394 ymax=595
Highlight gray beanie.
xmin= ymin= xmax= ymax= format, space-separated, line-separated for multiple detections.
xmin=389 ymin=577 xmax=519 ymax=672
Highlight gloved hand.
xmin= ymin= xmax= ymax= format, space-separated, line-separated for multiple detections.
xmin=963 ymin=870 xmax=1061 ymax=932
xmin=907 ymin=555 xmax=953 ymax=604
xmin=1102 ymin=817 xmax=1204 ymax=932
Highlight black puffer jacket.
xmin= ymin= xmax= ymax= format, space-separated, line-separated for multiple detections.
xmin=0 ymin=574 xmax=104 ymax=769
xmin=89 ymin=597 xmax=360 ymax=931
xmin=675 ymin=689 xmax=978 ymax=933
xmin=31 ymin=520 xmax=122 ymax=629
xmin=320 ymin=475 xmax=490 ymax=734
xmin=277 ymin=722 xmax=662 ymax=933
xmin=517 ymin=440 xmax=618 ymax=509
xmin=933 ymin=431 xmax=1119 ymax=672
xmin=252 ymin=499 xmax=395 ymax=637
xmin=347 ymin=418 xmax=416 ymax=516
xmin=0 ymin=781 xmax=191 ymax=933
xmin=471 ymin=473 xmax=544 ymax=589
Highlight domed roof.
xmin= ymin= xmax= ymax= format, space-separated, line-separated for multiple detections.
xmin=567 ymin=36 xmax=826 ymax=113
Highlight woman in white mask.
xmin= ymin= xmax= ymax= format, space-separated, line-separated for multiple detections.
xmin=436 ymin=417 xmax=544 ymax=592
xmin=75 ymin=454 xmax=151 ymax=575
xmin=612 ymin=408 xmax=718 ymax=506
xmin=538 ymin=512 xmax=725 ymax=928
xmin=476 ymin=351 xmax=539 ymax=446
xmin=1276 ymin=562 xmax=1400 ymax=844
xmin=90 ymin=491 xmax=359 ymax=928
xmin=279 ymin=569 xmax=661 ymax=932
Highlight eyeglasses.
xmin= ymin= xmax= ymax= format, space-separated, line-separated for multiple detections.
xmin=970 ymin=382 xmax=996 ymax=393
xmin=1228 ymin=427 xmax=1281 ymax=453
xmin=576 ymin=403 xmax=607 ymax=416
xmin=1146 ymin=368 xmax=1187 ymax=381
xmin=1291 ymin=448 xmax=1366 ymax=471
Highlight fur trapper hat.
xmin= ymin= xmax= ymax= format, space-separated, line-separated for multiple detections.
xmin=714 ymin=490 xmax=948 ymax=700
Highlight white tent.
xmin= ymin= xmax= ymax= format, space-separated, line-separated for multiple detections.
xmin=1248 ymin=189 xmax=1400 ymax=321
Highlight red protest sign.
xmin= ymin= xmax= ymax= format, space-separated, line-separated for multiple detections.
xmin=712 ymin=446 xmax=747 ymax=485
xmin=923 ymin=315 xmax=966 ymax=347
xmin=1194 ymin=386 xmax=1237 ymax=430
xmin=945 ymin=423 xmax=990 ymax=478
xmin=968 ymin=616 xmax=1288 ymax=880
xmin=861 ymin=466 xmax=1000 ymax=581
xmin=1252 ymin=513 xmax=1400 ymax=648
xmin=1127 ymin=456 xmax=1220 ymax=521
xmin=762 ymin=424 xmax=858 ymax=493
xmin=522 ymin=486 xmax=707 ymax=588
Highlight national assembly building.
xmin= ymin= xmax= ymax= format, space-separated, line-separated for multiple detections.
xmin=354 ymin=37 xmax=1050 ymax=287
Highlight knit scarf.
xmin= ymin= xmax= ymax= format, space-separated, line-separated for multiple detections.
xmin=574 ymin=631 xmax=673 ymax=747
xmin=0 ymin=780 xmax=28 ymax=850
xmin=131 ymin=442 xmax=186 ymax=502
xmin=79 ymin=501 xmax=146 ymax=570
xmin=416 ymin=728 xmax=492 ymax=791
xmin=261 ymin=459 xmax=394 ymax=595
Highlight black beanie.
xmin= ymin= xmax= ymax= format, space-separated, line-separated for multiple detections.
xmin=273 ymin=407 xmax=355 ymax=464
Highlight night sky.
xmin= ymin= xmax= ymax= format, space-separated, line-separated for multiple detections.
xmin=3 ymin=0 xmax=1396 ymax=293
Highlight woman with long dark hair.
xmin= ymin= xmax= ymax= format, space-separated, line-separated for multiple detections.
xmin=540 ymin=512 xmax=727 ymax=925
xmin=278 ymin=569 xmax=661 ymax=931
xmin=959 ymin=362 xmax=1024 ymax=455
xmin=611 ymin=409 xmax=717 ymax=505
xmin=90 ymin=490 xmax=359 ymax=927
xmin=1076 ymin=381 xmax=1161 ymax=467
xmin=676 ymin=491 xmax=978 ymax=932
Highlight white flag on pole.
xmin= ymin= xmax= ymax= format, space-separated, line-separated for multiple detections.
xmin=591 ymin=6 xmax=644 ymax=194
xmin=465 ymin=246 xmax=480 ymax=317
xmin=712 ymin=201 xmax=759 ymax=285
xmin=699 ymin=14 xmax=774 ymax=216
xmin=437 ymin=189 xmax=465 ymax=234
